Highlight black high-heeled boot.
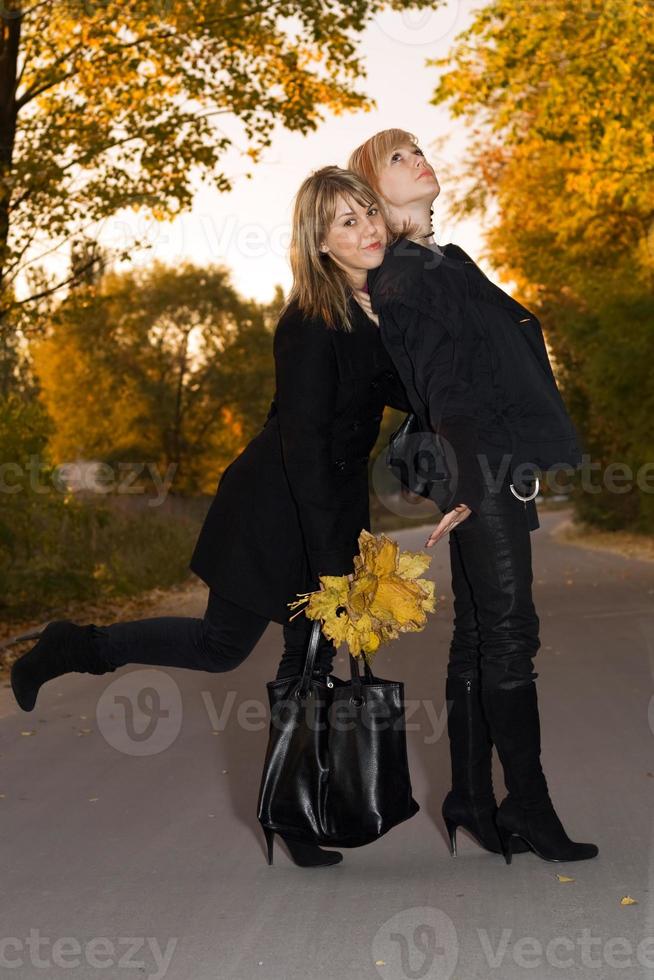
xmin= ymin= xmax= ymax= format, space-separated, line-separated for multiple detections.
xmin=482 ymin=681 xmax=599 ymax=864
xmin=11 ymin=620 xmax=117 ymax=712
xmin=442 ymin=676 xmax=529 ymax=855
xmin=262 ymin=827 xmax=343 ymax=867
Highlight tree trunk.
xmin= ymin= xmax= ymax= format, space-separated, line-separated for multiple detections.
xmin=0 ymin=2 xmax=21 ymax=394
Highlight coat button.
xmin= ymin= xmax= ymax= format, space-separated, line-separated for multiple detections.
xmin=334 ymin=459 xmax=346 ymax=470
xmin=351 ymin=420 xmax=361 ymax=431
xmin=370 ymin=379 xmax=379 ymax=390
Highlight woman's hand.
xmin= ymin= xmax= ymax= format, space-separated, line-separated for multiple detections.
xmin=424 ymin=503 xmax=471 ymax=548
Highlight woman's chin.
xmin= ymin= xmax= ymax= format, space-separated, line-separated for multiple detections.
xmin=361 ymin=249 xmax=386 ymax=269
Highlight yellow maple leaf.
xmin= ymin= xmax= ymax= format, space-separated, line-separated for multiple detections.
xmin=397 ymin=549 xmax=431 ymax=579
xmin=289 ymin=530 xmax=437 ymax=659
xmin=370 ymin=576 xmax=429 ymax=628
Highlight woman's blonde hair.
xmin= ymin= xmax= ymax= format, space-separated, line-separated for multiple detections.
xmin=348 ymin=129 xmax=425 ymax=241
xmin=281 ymin=165 xmax=393 ymax=332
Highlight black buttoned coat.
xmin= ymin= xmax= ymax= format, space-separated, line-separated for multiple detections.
xmin=189 ymin=297 xmax=409 ymax=625
xmin=368 ymin=238 xmax=583 ymax=514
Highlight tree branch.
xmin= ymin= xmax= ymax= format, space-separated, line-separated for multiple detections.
xmin=16 ymin=64 xmax=81 ymax=111
xmin=0 ymin=255 xmax=99 ymax=315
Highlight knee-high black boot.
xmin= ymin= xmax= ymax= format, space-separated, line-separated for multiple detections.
xmin=11 ymin=621 xmax=117 ymax=712
xmin=481 ymin=681 xmax=598 ymax=863
xmin=442 ymin=677 xmax=529 ymax=855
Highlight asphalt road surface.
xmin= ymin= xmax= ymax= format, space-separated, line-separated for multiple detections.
xmin=1 ymin=508 xmax=653 ymax=980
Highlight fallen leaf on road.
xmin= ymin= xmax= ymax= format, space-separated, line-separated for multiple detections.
xmin=20 ymin=731 xmax=36 ymax=736
xmin=620 ymin=896 xmax=638 ymax=905
xmin=555 ymin=874 xmax=575 ymax=883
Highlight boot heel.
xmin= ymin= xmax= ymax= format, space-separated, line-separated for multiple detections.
xmin=444 ymin=816 xmax=458 ymax=857
xmin=497 ymin=824 xmax=514 ymax=865
xmin=263 ymin=826 xmax=275 ymax=866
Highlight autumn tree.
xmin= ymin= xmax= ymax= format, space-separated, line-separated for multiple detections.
xmin=32 ymin=261 xmax=276 ymax=494
xmin=0 ymin=0 xmax=435 ymax=339
xmin=430 ymin=0 xmax=654 ymax=531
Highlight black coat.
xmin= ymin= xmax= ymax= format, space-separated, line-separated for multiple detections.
xmin=368 ymin=238 xmax=583 ymax=513
xmin=189 ymin=297 xmax=410 ymax=625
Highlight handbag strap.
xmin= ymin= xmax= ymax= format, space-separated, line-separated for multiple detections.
xmin=349 ymin=651 xmax=376 ymax=702
xmin=298 ymin=619 xmax=377 ymax=700
xmin=298 ymin=619 xmax=323 ymax=698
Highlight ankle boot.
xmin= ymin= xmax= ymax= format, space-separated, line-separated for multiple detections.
xmin=442 ymin=676 xmax=529 ymax=855
xmin=262 ymin=827 xmax=343 ymax=867
xmin=11 ymin=620 xmax=117 ymax=712
xmin=481 ymin=681 xmax=598 ymax=864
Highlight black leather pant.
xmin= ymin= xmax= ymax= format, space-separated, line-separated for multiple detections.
xmin=93 ymin=589 xmax=337 ymax=681
xmin=447 ymin=458 xmax=541 ymax=691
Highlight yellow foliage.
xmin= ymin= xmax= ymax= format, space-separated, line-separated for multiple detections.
xmin=288 ymin=530 xmax=436 ymax=659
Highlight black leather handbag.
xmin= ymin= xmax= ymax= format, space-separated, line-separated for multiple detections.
xmin=257 ymin=619 xmax=420 ymax=847
xmin=387 ymin=411 xmax=450 ymax=501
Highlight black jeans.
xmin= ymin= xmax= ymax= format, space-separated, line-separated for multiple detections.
xmin=93 ymin=590 xmax=337 ymax=681
xmin=447 ymin=459 xmax=541 ymax=691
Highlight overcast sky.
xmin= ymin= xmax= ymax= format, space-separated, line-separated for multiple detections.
xmin=97 ymin=0 xmax=497 ymax=304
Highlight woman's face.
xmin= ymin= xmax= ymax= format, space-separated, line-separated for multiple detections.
xmin=376 ymin=141 xmax=440 ymax=208
xmin=320 ymin=194 xmax=388 ymax=278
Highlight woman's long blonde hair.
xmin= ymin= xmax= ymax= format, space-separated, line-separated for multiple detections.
xmin=348 ymin=129 xmax=424 ymax=240
xmin=281 ymin=165 xmax=393 ymax=333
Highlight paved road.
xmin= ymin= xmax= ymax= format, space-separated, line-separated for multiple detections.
xmin=1 ymin=509 xmax=653 ymax=980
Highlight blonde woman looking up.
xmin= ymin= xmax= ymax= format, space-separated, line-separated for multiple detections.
xmin=349 ymin=129 xmax=598 ymax=866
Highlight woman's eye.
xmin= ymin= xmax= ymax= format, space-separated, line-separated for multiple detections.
xmin=390 ymin=152 xmax=401 ymax=163
xmin=344 ymin=218 xmax=355 ymax=226
xmin=413 ymin=148 xmax=424 ymax=156
xmin=368 ymin=207 xmax=378 ymax=216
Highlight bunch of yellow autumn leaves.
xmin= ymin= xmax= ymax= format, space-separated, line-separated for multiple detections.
xmin=288 ymin=530 xmax=436 ymax=659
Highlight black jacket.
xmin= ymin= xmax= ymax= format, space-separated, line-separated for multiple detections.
xmin=368 ymin=238 xmax=583 ymax=513
xmin=189 ymin=297 xmax=410 ymax=624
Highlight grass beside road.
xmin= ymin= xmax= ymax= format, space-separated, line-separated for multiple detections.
xmin=552 ymin=517 xmax=654 ymax=563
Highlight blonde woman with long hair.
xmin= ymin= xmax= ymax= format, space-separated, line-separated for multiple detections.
xmin=349 ymin=129 xmax=598 ymax=865
xmin=11 ymin=166 xmax=410 ymax=869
